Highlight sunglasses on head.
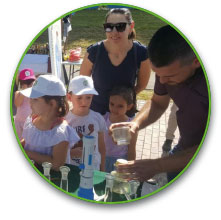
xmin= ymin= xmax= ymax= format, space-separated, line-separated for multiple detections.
xmin=103 ymin=22 xmax=129 ymax=32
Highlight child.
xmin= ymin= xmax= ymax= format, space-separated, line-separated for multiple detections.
xmin=104 ymin=86 xmax=138 ymax=173
xmin=66 ymin=75 xmax=106 ymax=171
xmin=20 ymin=75 xmax=80 ymax=171
xmin=14 ymin=68 xmax=36 ymax=140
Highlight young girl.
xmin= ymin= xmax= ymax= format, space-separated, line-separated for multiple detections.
xmin=20 ymin=75 xmax=79 ymax=171
xmin=104 ymin=86 xmax=138 ymax=173
xmin=14 ymin=68 xmax=36 ymax=140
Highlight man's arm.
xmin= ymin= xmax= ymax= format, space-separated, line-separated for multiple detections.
xmin=127 ymin=131 xmax=138 ymax=160
xmin=109 ymin=93 xmax=170 ymax=138
xmin=126 ymin=93 xmax=170 ymax=135
xmin=157 ymin=146 xmax=198 ymax=173
xmin=135 ymin=93 xmax=170 ymax=130
xmin=116 ymin=146 xmax=198 ymax=181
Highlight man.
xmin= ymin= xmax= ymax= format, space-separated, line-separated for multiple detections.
xmin=110 ymin=25 xmax=209 ymax=182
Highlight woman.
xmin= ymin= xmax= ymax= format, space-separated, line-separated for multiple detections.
xmin=80 ymin=8 xmax=151 ymax=115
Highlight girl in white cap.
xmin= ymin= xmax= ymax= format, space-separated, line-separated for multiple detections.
xmin=14 ymin=68 xmax=36 ymax=140
xmin=66 ymin=75 xmax=106 ymax=171
xmin=20 ymin=74 xmax=80 ymax=171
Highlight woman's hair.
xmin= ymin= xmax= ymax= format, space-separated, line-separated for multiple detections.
xmin=42 ymin=95 xmax=69 ymax=117
xmin=105 ymin=8 xmax=136 ymax=40
xmin=19 ymin=79 xmax=35 ymax=87
xmin=109 ymin=85 xmax=137 ymax=116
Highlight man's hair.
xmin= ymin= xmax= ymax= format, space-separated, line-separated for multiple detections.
xmin=148 ymin=25 xmax=196 ymax=67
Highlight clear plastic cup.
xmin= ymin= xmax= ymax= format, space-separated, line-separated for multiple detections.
xmin=112 ymin=126 xmax=131 ymax=146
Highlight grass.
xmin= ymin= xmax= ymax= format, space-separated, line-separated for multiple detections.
xmin=34 ymin=7 xmax=167 ymax=56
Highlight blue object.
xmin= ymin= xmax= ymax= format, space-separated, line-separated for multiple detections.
xmin=88 ymin=155 xmax=92 ymax=165
xmin=78 ymin=187 xmax=94 ymax=200
xmin=85 ymin=135 xmax=94 ymax=139
xmin=79 ymin=163 xmax=85 ymax=170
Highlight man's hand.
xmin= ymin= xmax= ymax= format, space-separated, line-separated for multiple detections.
xmin=109 ymin=122 xmax=139 ymax=136
xmin=108 ymin=122 xmax=139 ymax=145
xmin=116 ymin=159 xmax=159 ymax=182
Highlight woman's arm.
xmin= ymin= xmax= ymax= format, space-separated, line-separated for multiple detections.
xmin=79 ymin=52 xmax=93 ymax=76
xmin=25 ymin=141 xmax=69 ymax=171
xmin=98 ymin=132 xmax=106 ymax=172
xmin=135 ymin=59 xmax=151 ymax=94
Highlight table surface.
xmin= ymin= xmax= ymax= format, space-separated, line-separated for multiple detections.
xmin=37 ymin=164 xmax=142 ymax=202
xmin=62 ymin=59 xmax=83 ymax=65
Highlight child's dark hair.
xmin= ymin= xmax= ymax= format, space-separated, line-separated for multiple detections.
xmin=42 ymin=95 xmax=69 ymax=117
xmin=109 ymin=86 xmax=137 ymax=116
xmin=19 ymin=79 xmax=35 ymax=87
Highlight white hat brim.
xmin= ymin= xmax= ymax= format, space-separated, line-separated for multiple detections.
xmin=20 ymin=87 xmax=45 ymax=98
xmin=74 ymin=88 xmax=98 ymax=96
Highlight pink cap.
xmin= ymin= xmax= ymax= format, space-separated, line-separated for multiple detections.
xmin=19 ymin=68 xmax=36 ymax=81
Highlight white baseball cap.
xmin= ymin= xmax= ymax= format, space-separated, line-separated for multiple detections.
xmin=68 ymin=75 xmax=98 ymax=95
xmin=21 ymin=74 xmax=66 ymax=98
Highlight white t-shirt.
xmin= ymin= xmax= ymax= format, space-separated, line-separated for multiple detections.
xmin=23 ymin=116 xmax=80 ymax=164
xmin=65 ymin=109 xmax=107 ymax=170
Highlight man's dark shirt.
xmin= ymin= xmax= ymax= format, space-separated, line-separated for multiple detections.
xmin=154 ymin=67 xmax=209 ymax=149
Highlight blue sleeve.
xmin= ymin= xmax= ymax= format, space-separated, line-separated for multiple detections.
xmin=87 ymin=42 xmax=100 ymax=64
xmin=134 ymin=41 xmax=148 ymax=69
xmin=135 ymin=41 xmax=148 ymax=61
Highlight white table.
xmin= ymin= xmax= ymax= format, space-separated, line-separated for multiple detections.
xmin=62 ymin=59 xmax=83 ymax=85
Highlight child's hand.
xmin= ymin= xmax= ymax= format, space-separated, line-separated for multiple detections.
xmin=73 ymin=140 xmax=83 ymax=148
xmin=20 ymin=139 xmax=25 ymax=148
xmin=88 ymin=124 xmax=94 ymax=135
xmin=70 ymin=147 xmax=83 ymax=158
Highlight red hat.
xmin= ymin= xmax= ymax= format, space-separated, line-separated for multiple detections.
xmin=19 ymin=68 xmax=36 ymax=81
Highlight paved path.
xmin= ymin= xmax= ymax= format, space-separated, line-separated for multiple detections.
xmin=136 ymin=100 xmax=180 ymax=160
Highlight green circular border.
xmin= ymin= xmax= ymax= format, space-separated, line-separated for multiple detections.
xmin=10 ymin=2 xmax=211 ymax=205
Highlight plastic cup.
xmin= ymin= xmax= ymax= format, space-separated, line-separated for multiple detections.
xmin=112 ymin=126 xmax=131 ymax=146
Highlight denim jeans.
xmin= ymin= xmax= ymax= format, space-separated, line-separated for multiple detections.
xmin=167 ymin=144 xmax=183 ymax=182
